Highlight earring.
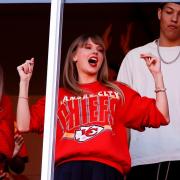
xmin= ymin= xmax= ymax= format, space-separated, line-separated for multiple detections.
xmin=73 ymin=56 xmax=77 ymax=63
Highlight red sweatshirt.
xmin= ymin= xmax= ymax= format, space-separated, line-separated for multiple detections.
xmin=0 ymin=95 xmax=14 ymax=158
xmin=30 ymin=81 xmax=167 ymax=174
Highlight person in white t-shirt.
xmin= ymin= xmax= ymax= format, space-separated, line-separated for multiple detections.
xmin=117 ymin=2 xmax=180 ymax=180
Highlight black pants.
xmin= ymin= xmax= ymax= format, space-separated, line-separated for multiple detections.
xmin=0 ymin=153 xmax=8 ymax=180
xmin=54 ymin=161 xmax=124 ymax=180
xmin=126 ymin=161 xmax=180 ymax=180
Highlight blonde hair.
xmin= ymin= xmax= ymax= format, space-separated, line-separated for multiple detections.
xmin=0 ymin=64 xmax=4 ymax=102
xmin=63 ymin=33 xmax=124 ymax=100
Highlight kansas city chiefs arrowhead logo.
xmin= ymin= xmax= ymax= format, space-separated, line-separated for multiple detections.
xmin=75 ymin=125 xmax=104 ymax=142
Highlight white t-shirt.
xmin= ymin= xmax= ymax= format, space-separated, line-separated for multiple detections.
xmin=117 ymin=40 xmax=180 ymax=166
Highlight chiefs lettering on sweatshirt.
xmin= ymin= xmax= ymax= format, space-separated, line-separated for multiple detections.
xmin=30 ymin=81 xmax=167 ymax=174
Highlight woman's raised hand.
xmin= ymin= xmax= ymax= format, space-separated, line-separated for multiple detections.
xmin=17 ymin=58 xmax=34 ymax=81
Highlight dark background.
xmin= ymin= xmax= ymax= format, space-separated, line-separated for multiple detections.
xmin=0 ymin=2 xmax=161 ymax=96
xmin=0 ymin=3 xmax=50 ymax=95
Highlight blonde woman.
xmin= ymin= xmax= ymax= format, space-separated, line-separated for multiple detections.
xmin=17 ymin=34 xmax=169 ymax=180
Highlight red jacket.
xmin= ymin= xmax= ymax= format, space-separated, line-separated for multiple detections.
xmin=30 ymin=81 xmax=167 ymax=174
xmin=0 ymin=95 xmax=14 ymax=158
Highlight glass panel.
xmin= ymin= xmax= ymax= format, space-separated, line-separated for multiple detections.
xmin=53 ymin=1 xmax=161 ymax=180
xmin=4 ymin=1 xmax=165 ymax=180
xmin=0 ymin=3 xmax=50 ymax=180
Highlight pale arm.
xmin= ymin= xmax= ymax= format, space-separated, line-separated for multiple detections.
xmin=16 ymin=58 xmax=34 ymax=131
xmin=140 ymin=53 xmax=170 ymax=124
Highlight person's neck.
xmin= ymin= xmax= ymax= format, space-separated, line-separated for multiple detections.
xmin=78 ymin=75 xmax=97 ymax=84
xmin=158 ymin=36 xmax=180 ymax=47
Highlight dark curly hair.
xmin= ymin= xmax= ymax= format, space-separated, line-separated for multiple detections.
xmin=159 ymin=2 xmax=180 ymax=9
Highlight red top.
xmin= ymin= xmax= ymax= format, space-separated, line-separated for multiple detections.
xmin=0 ymin=95 xmax=14 ymax=158
xmin=29 ymin=81 xmax=167 ymax=174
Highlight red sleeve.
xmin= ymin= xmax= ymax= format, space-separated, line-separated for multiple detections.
xmin=30 ymin=96 xmax=45 ymax=134
xmin=0 ymin=95 xmax=15 ymax=158
xmin=17 ymin=143 xmax=28 ymax=162
xmin=116 ymin=83 xmax=168 ymax=131
xmin=30 ymin=89 xmax=61 ymax=134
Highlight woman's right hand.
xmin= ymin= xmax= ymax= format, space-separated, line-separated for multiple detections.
xmin=17 ymin=58 xmax=34 ymax=82
xmin=13 ymin=133 xmax=24 ymax=157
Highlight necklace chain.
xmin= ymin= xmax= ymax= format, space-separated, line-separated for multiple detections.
xmin=157 ymin=39 xmax=180 ymax=64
